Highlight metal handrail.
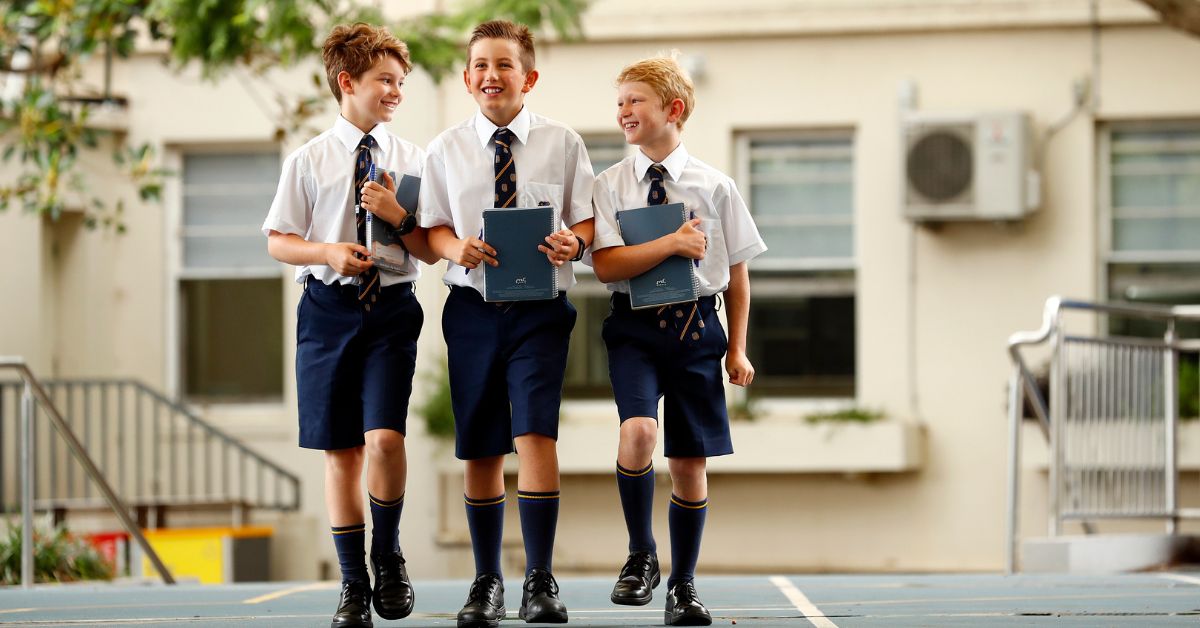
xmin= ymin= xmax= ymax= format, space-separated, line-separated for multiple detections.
xmin=1 ymin=379 xmax=302 ymax=517
xmin=1005 ymin=296 xmax=1200 ymax=573
xmin=0 ymin=358 xmax=174 ymax=587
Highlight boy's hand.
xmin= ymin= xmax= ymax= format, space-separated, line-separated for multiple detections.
xmin=726 ymin=350 xmax=755 ymax=387
xmin=360 ymin=172 xmax=404 ymax=227
xmin=325 ymin=242 xmax=374 ymax=276
xmin=449 ymin=235 xmax=498 ymax=269
xmin=538 ymin=228 xmax=577 ymax=267
xmin=672 ymin=218 xmax=706 ymax=260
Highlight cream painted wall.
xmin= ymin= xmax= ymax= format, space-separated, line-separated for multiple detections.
xmin=3 ymin=1 xmax=1200 ymax=578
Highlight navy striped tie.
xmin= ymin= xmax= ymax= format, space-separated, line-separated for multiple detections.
xmin=354 ymin=134 xmax=380 ymax=309
xmin=494 ymin=127 xmax=517 ymax=208
xmin=647 ymin=163 xmax=702 ymax=344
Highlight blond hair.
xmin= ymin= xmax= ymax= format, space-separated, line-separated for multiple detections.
xmin=617 ymin=54 xmax=696 ymax=129
xmin=467 ymin=20 xmax=536 ymax=72
xmin=322 ymin=23 xmax=412 ymax=102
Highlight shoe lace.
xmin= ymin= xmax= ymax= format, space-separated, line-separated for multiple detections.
xmin=524 ymin=569 xmax=559 ymax=595
xmin=341 ymin=580 xmax=370 ymax=606
xmin=375 ymin=551 xmax=407 ymax=577
xmin=467 ymin=574 xmax=500 ymax=603
xmin=619 ymin=552 xmax=654 ymax=580
xmin=673 ymin=580 xmax=699 ymax=604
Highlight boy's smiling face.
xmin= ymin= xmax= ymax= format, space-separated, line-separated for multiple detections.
xmin=616 ymin=80 xmax=680 ymax=151
xmin=464 ymin=37 xmax=538 ymax=126
xmin=340 ymin=54 xmax=405 ymax=131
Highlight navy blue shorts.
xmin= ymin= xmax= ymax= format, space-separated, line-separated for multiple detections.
xmin=295 ymin=278 xmax=422 ymax=450
xmin=442 ymin=286 xmax=577 ymax=460
xmin=602 ymin=293 xmax=733 ymax=458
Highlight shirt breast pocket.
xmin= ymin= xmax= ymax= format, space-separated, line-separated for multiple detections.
xmin=518 ymin=181 xmax=564 ymax=211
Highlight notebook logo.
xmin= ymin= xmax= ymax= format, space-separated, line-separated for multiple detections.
xmin=515 ymin=277 xmax=527 ymax=285
xmin=656 ymin=278 xmax=668 ymax=287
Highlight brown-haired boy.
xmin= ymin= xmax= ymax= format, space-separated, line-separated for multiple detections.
xmin=418 ymin=18 xmax=595 ymax=628
xmin=263 ymin=22 xmax=436 ymax=628
xmin=586 ymin=54 xmax=766 ymax=626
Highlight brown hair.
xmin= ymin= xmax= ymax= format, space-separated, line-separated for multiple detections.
xmin=467 ymin=20 xmax=536 ymax=72
xmin=322 ymin=23 xmax=412 ymax=102
xmin=617 ymin=55 xmax=696 ymax=129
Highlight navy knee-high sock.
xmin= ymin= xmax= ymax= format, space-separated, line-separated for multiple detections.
xmin=616 ymin=462 xmax=657 ymax=553
xmin=332 ymin=523 xmax=369 ymax=583
xmin=667 ymin=494 xmax=707 ymax=588
xmin=465 ymin=493 xmax=505 ymax=577
xmin=518 ymin=490 xmax=560 ymax=575
xmin=369 ymin=493 xmax=404 ymax=556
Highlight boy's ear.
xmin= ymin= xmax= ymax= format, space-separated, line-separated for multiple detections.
xmin=463 ymin=67 xmax=471 ymax=93
xmin=337 ymin=70 xmax=355 ymax=97
xmin=666 ymin=97 xmax=686 ymax=125
xmin=521 ymin=69 xmax=540 ymax=93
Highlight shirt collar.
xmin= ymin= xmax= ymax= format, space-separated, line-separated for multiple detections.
xmin=474 ymin=107 xmax=531 ymax=148
xmin=333 ymin=115 xmax=389 ymax=155
xmin=634 ymin=143 xmax=689 ymax=182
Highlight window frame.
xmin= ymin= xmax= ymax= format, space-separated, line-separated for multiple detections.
xmin=165 ymin=142 xmax=286 ymax=406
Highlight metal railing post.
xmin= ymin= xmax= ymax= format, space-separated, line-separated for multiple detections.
xmin=1006 ymin=363 xmax=1023 ymax=574
xmin=21 ymin=381 xmax=34 ymax=588
xmin=1164 ymin=321 xmax=1178 ymax=534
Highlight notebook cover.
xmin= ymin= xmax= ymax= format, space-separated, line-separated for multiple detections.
xmin=616 ymin=202 xmax=699 ymax=309
xmin=482 ymin=206 xmax=558 ymax=302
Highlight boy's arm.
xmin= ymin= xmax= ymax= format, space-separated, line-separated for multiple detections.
xmin=427 ymin=225 xmax=497 ymax=270
xmin=724 ymin=261 xmax=754 ymax=387
xmin=540 ymin=218 xmax=595 ymax=267
xmin=266 ymin=231 xmax=374 ymax=277
xmin=591 ymin=218 xmax=706 ymax=283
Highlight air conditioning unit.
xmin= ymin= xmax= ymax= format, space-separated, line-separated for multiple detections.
xmin=902 ymin=110 xmax=1039 ymax=222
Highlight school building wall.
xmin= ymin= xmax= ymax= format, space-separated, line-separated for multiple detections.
xmin=3 ymin=0 xmax=1199 ymax=580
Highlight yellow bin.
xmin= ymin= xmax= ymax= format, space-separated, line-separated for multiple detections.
xmin=136 ymin=526 xmax=273 ymax=584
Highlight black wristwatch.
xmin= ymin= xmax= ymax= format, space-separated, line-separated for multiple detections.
xmin=394 ymin=209 xmax=417 ymax=236
xmin=570 ymin=234 xmax=587 ymax=262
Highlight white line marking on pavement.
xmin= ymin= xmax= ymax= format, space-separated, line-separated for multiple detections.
xmin=242 ymin=581 xmax=336 ymax=604
xmin=770 ymin=575 xmax=840 ymax=628
xmin=1160 ymin=573 xmax=1200 ymax=587
xmin=0 ymin=608 xmax=35 ymax=614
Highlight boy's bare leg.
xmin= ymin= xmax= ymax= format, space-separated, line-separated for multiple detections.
xmin=514 ymin=434 xmax=559 ymax=492
xmin=363 ymin=428 xmax=414 ymax=618
xmin=365 ymin=428 xmax=407 ymax=500
xmin=611 ymin=417 xmax=662 ymax=605
xmin=667 ymin=457 xmax=706 ymax=502
xmin=326 ymin=447 xmax=366 ymax=526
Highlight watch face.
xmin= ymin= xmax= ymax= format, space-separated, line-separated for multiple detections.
xmin=397 ymin=213 xmax=417 ymax=236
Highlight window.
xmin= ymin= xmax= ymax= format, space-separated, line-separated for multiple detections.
xmin=178 ymin=150 xmax=283 ymax=402
xmin=737 ymin=131 xmax=856 ymax=397
xmin=563 ymin=135 xmax=629 ymax=398
xmin=1104 ymin=125 xmax=1200 ymax=338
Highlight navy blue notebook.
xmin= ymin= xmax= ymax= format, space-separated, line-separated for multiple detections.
xmin=616 ymin=202 xmax=699 ymax=309
xmin=364 ymin=169 xmax=420 ymax=272
xmin=482 ymin=206 xmax=558 ymax=302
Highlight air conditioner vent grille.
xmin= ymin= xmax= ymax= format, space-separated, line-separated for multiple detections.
xmin=907 ymin=127 xmax=973 ymax=203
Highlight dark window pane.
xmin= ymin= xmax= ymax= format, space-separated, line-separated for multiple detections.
xmin=564 ymin=293 xmax=613 ymax=398
xmin=748 ymin=294 xmax=855 ymax=397
xmin=182 ymin=278 xmax=283 ymax=401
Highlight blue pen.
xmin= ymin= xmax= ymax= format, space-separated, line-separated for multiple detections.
xmin=689 ymin=210 xmax=700 ymax=268
xmin=464 ymin=227 xmax=484 ymax=275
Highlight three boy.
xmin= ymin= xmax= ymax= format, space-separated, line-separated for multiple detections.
xmin=267 ymin=17 xmax=762 ymax=628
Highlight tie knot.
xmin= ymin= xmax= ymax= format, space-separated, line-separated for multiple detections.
xmin=493 ymin=127 xmax=515 ymax=148
xmin=648 ymin=164 xmax=667 ymax=182
xmin=358 ymin=134 xmax=377 ymax=150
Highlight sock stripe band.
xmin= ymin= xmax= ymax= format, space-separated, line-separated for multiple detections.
xmin=517 ymin=490 xmax=561 ymax=500
xmin=616 ymin=462 xmax=654 ymax=477
xmin=464 ymin=493 xmax=506 ymax=507
xmin=331 ymin=523 xmax=366 ymax=534
xmin=369 ymin=493 xmax=405 ymax=508
xmin=670 ymin=494 xmax=708 ymax=509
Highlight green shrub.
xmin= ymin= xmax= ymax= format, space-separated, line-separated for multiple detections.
xmin=804 ymin=408 xmax=885 ymax=425
xmin=0 ymin=524 xmax=114 ymax=584
xmin=418 ymin=362 xmax=456 ymax=440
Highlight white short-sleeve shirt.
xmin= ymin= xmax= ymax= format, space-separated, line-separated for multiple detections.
xmin=586 ymin=143 xmax=767 ymax=296
xmin=418 ymin=107 xmax=595 ymax=293
xmin=262 ymin=115 xmax=425 ymax=287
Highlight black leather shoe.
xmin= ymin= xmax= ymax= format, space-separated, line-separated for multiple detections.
xmin=518 ymin=568 xmax=568 ymax=623
xmin=610 ymin=551 xmax=660 ymax=606
xmin=665 ymin=580 xmax=712 ymax=626
xmin=457 ymin=573 xmax=505 ymax=628
xmin=371 ymin=550 xmax=414 ymax=620
xmin=331 ymin=579 xmax=373 ymax=628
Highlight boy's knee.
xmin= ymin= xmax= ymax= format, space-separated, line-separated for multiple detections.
xmin=325 ymin=446 xmax=364 ymax=474
xmin=620 ymin=418 xmax=658 ymax=451
xmin=365 ymin=429 xmax=406 ymax=460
